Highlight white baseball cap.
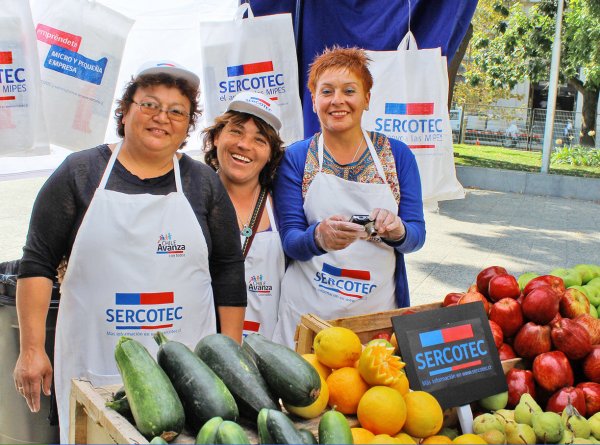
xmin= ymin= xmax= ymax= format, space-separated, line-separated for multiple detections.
xmin=226 ymin=91 xmax=282 ymax=132
xmin=136 ymin=60 xmax=200 ymax=90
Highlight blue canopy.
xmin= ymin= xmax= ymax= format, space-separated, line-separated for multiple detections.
xmin=249 ymin=0 xmax=478 ymax=137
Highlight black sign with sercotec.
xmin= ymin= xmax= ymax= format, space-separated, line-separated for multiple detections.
xmin=392 ymin=302 xmax=507 ymax=409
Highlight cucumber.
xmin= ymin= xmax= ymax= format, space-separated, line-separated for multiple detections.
xmin=196 ymin=417 xmax=224 ymax=444
xmin=150 ymin=437 xmax=168 ymax=444
xmin=105 ymin=396 xmax=132 ymax=419
xmin=194 ymin=334 xmax=279 ymax=419
xmin=298 ymin=428 xmax=318 ymax=444
xmin=318 ymin=409 xmax=353 ymax=444
xmin=215 ymin=420 xmax=250 ymax=444
xmin=114 ymin=336 xmax=184 ymax=441
xmin=264 ymin=408 xmax=306 ymax=444
xmin=257 ymin=409 xmax=274 ymax=444
xmin=242 ymin=333 xmax=321 ymax=407
xmin=154 ymin=332 xmax=238 ymax=431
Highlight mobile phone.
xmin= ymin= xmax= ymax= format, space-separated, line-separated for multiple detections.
xmin=349 ymin=215 xmax=377 ymax=236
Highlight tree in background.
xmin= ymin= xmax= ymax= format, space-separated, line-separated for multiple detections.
xmin=463 ymin=0 xmax=599 ymax=146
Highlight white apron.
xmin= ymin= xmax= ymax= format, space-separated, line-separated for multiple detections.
xmin=55 ymin=143 xmax=216 ymax=443
xmin=272 ymin=130 xmax=399 ymax=348
xmin=242 ymin=197 xmax=285 ymax=340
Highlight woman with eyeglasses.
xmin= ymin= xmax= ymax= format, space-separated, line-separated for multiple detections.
xmin=13 ymin=61 xmax=246 ymax=443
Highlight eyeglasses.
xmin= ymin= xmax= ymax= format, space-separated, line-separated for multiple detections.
xmin=132 ymin=100 xmax=191 ymax=122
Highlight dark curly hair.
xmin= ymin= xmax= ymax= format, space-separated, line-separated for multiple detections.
xmin=203 ymin=111 xmax=284 ymax=189
xmin=114 ymin=73 xmax=199 ymax=148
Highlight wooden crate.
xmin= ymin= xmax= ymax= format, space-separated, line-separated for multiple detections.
xmin=295 ymin=302 xmax=443 ymax=354
xmin=69 ymin=379 xmax=359 ymax=444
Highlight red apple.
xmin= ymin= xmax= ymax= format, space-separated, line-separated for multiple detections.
xmin=521 ymin=285 xmax=560 ymax=325
xmin=458 ymin=291 xmax=491 ymax=314
xmin=488 ymin=273 xmax=520 ymax=302
xmin=560 ymin=287 xmax=591 ymax=319
xmin=546 ymin=386 xmax=586 ymax=415
xmin=523 ymin=275 xmax=566 ymax=296
xmin=576 ymin=382 xmax=600 ymax=416
xmin=371 ymin=332 xmax=391 ymax=341
xmin=489 ymin=320 xmax=504 ymax=349
xmin=498 ymin=343 xmax=517 ymax=360
xmin=550 ymin=317 xmax=592 ymax=360
xmin=506 ymin=368 xmax=536 ymax=408
xmin=513 ymin=322 xmax=552 ymax=360
xmin=476 ymin=266 xmax=508 ymax=298
xmin=574 ymin=314 xmax=600 ymax=345
xmin=532 ymin=351 xmax=574 ymax=393
xmin=490 ymin=297 xmax=525 ymax=338
xmin=443 ymin=292 xmax=464 ymax=307
xmin=583 ymin=346 xmax=600 ymax=383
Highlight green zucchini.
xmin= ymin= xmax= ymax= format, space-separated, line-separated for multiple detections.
xmin=113 ymin=385 xmax=126 ymax=400
xmin=150 ymin=437 xmax=168 ymax=444
xmin=215 ymin=420 xmax=250 ymax=444
xmin=196 ymin=417 xmax=224 ymax=444
xmin=105 ymin=396 xmax=132 ymax=419
xmin=263 ymin=408 xmax=306 ymax=444
xmin=257 ymin=409 xmax=273 ymax=444
xmin=194 ymin=334 xmax=279 ymax=419
xmin=114 ymin=336 xmax=184 ymax=441
xmin=154 ymin=332 xmax=238 ymax=431
xmin=298 ymin=428 xmax=318 ymax=444
xmin=242 ymin=333 xmax=321 ymax=407
xmin=318 ymin=409 xmax=353 ymax=444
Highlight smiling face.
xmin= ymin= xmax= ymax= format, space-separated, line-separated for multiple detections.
xmin=121 ymin=84 xmax=191 ymax=158
xmin=312 ymin=67 xmax=370 ymax=137
xmin=215 ymin=117 xmax=272 ymax=188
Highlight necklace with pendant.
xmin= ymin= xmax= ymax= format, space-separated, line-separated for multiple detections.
xmin=238 ymin=186 xmax=260 ymax=238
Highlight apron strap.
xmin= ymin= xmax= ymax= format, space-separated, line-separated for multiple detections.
xmin=317 ymin=130 xmax=387 ymax=181
xmin=99 ymin=142 xmax=182 ymax=192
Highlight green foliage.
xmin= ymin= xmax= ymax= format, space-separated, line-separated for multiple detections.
xmin=551 ymin=145 xmax=600 ymax=166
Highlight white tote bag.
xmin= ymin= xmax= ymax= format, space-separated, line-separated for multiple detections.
xmin=198 ymin=3 xmax=303 ymax=146
xmin=362 ymin=32 xmax=464 ymax=205
xmin=0 ymin=0 xmax=48 ymax=156
xmin=30 ymin=0 xmax=133 ymax=150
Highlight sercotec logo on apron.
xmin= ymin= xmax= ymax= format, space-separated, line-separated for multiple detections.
xmin=156 ymin=232 xmax=186 ymax=257
xmin=105 ymin=292 xmax=183 ymax=336
xmin=313 ymin=263 xmax=378 ymax=302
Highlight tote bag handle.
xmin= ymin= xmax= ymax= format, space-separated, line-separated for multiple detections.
xmin=397 ymin=31 xmax=419 ymax=51
xmin=235 ymin=2 xmax=255 ymax=20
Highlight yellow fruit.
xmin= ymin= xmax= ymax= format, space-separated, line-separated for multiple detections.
xmin=351 ymin=427 xmax=375 ymax=444
xmin=314 ymin=327 xmax=362 ymax=369
xmin=302 ymin=353 xmax=332 ymax=380
xmin=326 ymin=367 xmax=369 ymax=414
xmin=452 ymin=433 xmax=487 ymax=444
xmin=421 ymin=435 xmax=454 ymax=444
xmin=357 ymin=386 xmax=407 ymax=436
xmin=389 ymin=371 xmax=410 ymax=395
xmin=394 ymin=432 xmax=417 ymax=444
xmin=402 ymin=391 xmax=443 ymax=438
xmin=284 ymin=375 xmax=329 ymax=419
xmin=371 ymin=434 xmax=399 ymax=444
xmin=358 ymin=344 xmax=406 ymax=386
xmin=390 ymin=333 xmax=398 ymax=350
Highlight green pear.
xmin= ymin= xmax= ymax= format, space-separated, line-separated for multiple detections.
xmin=551 ymin=268 xmax=583 ymax=288
xmin=518 ymin=272 xmax=539 ymax=291
xmin=514 ymin=393 xmax=543 ymax=426
xmin=473 ymin=413 xmax=505 ymax=434
xmin=505 ymin=422 xmax=537 ymax=444
xmin=574 ymin=264 xmax=596 ymax=284
xmin=478 ymin=429 xmax=506 ymax=445
xmin=479 ymin=391 xmax=509 ymax=412
xmin=439 ymin=427 xmax=459 ymax=440
xmin=563 ymin=404 xmax=591 ymax=439
xmin=588 ymin=412 xmax=600 ymax=440
xmin=494 ymin=409 xmax=515 ymax=427
xmin=560 ymin=429 xmax=575 ymax=444
xmin=532 ymin=411 xmax=564 ymax=444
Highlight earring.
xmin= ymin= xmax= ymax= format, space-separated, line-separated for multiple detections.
xmin=365 ymin=105 xmax=369 ymax=111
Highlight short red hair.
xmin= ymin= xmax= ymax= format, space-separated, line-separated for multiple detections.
xmin=307 ymin=46 xmax=373 ymax=95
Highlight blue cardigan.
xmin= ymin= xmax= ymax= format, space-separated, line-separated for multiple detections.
xmin=273 ymin=132 xmax=426 ymax=307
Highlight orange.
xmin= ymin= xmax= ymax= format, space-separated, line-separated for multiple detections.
xmin=351 ymin=427 xmax=375 ymax=444
xmin=370 ymin=434 xmax=399 ymax=444
xmin=394 ymin=432 xmax=417 ymax=444
xmin=452 ymin=433 xmax=487 ymax=444
xmin=389 ymin=371 xmax=410 ymax=395
xmin=302 ymin=353 xmax=332 ymax=380
xmin=283 ymin=375 xmax=329 ymax=419
xmin=402 ymin=391 xmax=443 ymax=438
xmin=313 ymin=327 xmax=362 ymax=369
xmin=357 ymin=386 xmax=407 ymax=436
xmin=421 ymin=435 xmax=453 ymax=444
xmin=326 ymin=367 xmax=369 ymax=414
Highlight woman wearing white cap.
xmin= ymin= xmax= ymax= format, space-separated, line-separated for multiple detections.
xmin=204 ymin=91 xmax=285 ymax=340
xmin=13 ymin=61 xmax=246 ymax=442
